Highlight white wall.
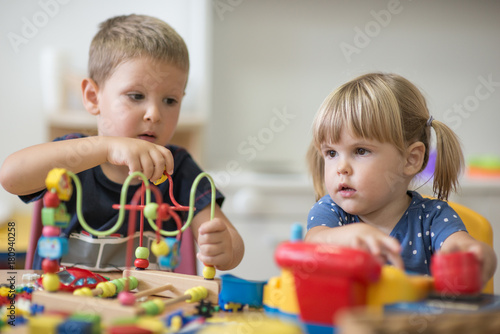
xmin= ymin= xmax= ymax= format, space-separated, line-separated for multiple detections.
xmin=207 ymin=0 xmax=500 ymax=175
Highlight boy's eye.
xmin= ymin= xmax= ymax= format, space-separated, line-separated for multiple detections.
xmin=163 ymin=98 xmax=178 ymax=106
xmin=128 ymin=93 xmax=144 ymax=101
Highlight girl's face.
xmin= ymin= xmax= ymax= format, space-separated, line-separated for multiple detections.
xmin=321 ymin=128 xmax=410 ymax=220
xmin=95 ymin=57 xmax=188 ymax=147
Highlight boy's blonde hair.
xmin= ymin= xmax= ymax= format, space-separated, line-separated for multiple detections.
xmin=308 ymin=73 xmax=464 ymax=201
xmin=89 ymin=14 xmax=189 ymax=86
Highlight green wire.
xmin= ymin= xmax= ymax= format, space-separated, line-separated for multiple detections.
xmin=68 ymin=170 xmax=216 ymax=237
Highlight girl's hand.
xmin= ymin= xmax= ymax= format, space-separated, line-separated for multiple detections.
xmin=305 ymin=223 xmax=404 ymax=269
xmin=348 ymin=224 xmax=404 ymax=269
xmin=105 ymin=137 xmax=174 ymax=183
xmin=196 ymin=218 xmax=234 ymax=270
xmin=440 ymin=231 xmax=497 ymax=287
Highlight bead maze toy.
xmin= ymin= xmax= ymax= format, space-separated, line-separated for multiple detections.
xmin=31 ymin=167 xmax=222 ymax=323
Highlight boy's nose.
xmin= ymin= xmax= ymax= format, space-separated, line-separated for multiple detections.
xmin=144 ymin=104 xmax=160 ymax=122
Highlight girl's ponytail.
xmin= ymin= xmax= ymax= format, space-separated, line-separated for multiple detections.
xmin=430 ymin=119 xmax=464 ymax=201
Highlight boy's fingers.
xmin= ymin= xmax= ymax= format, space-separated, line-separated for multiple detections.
xmin=148 ymin=149 xmax=167 ymax=182
xmin=198 ymin=218 xmax=225 ymax=234
xmin=159 ymin=146 xmax=174 ymax=175
xmin=138 ymin=154 xmax=154 ymax=180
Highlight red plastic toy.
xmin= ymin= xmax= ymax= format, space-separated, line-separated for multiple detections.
xmin=275 ymin=242 xmax=381 ymax=326
xmin=430 ymin=251 xmax=482 ymax=296
xmin=37 ymin=267 xmax=107 ymax=292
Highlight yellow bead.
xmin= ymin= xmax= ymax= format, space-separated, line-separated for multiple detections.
xmin=185 ymin=286 xmax=208 ymax=303
xmin=73 ymin=287 xmax=93 ymax=297
xmin=97 ymin=281 xmax=116 ymax=298
xmin=203 ymin=266 xmax=216 ymax=280
xmin=151 ymin=240 xmax=169 ymax=257
xmin=42 ymin=273 xmax=60 ymax=292
xmin=153 ymin=172 xmax=169 ymax=186
xmin=136 ymin=317 xmax=165 ymax=332
xmin=170 ymin=315 xmax=183 ymax=331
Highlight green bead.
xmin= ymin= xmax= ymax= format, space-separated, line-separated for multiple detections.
xmin=143 ymin=203 xmax=159 ymax=220
xmin=135 ymin=247 xmax=149 ymax=260
xmin=128 ymin=276 xmax=139 ymax=290
xmin=140 ymin=301 xmax=160 ymax=316
xmin=113 ymin=279 xmax=124 ymax=293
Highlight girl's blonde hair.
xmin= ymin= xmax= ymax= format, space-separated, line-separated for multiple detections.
xmin=308 ymin=73 xmax=463 ymax=201
xmin=88 ymin=14 xmax=189 ymax=86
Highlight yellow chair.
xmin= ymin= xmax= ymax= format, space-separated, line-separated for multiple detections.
xmin=447 ymin=201 xmax=494 ymax=294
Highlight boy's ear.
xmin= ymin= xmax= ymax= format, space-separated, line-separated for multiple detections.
xmin=81 ymin=78 xmax=100 ymax=115
xmin=404 ymin=141 xmax=426 ymax=176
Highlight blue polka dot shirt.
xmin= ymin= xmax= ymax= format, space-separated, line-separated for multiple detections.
xmin=307 ymin=191 xmax=466 ymax=275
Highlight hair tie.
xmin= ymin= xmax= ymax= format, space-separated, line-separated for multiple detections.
xmin=426 ymin=116 xmax=434 ymax=127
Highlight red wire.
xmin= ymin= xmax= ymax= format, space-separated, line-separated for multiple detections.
xmin=139 ymin=183 xmax=145 ymax=247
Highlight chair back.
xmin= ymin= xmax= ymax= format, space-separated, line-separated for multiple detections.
xmin=448 ymin=201 xmax=494 ymax=294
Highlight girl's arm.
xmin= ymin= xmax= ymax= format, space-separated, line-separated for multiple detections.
xmin=305 ymin=224 xmax=404 ymax=269
xmin=440 ymin=231 xmax=497 ymax=287
xmin=190 ymin=204 xmax=244 ymax=271
xmin=0 ymin=136 xmax=173 ymax=196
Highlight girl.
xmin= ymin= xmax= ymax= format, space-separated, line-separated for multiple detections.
xmin=305 ymin=73 xmax=496 ymax=286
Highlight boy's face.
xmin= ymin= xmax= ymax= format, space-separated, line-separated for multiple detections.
xmin=94 ymin=57 xmax=188 ymax=147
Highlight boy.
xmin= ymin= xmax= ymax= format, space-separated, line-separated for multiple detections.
xmin=0 ymin=14 xmax=244 ymax=272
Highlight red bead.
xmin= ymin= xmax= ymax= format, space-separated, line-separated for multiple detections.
xmin=43 ymin=191 xmax=60 ymax=208
xmin=42 ymin=259 xmax=60 ymax=273
xmin=157 ymin=203 xmax=170 ymax=220
xmin=134 ymin=258 xmax=149 ymax=269
xmin=42 ymin=226 xmax=61 ymax=237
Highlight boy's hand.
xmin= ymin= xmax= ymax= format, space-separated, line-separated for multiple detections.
xmin=196 ymin=218 xmax=233 ymax=270
xmin=106 ymin=137 xmax=174 ymax=183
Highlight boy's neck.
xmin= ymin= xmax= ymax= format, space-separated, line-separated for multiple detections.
xmin=101 ymin=163 xmax=142 ymax=185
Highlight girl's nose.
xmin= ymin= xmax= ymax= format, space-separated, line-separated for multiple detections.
xmin=337 ymin=160 xmax=352 ymax=175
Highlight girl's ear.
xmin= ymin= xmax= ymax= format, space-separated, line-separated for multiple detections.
xmin=81 ymin=78 xmax=100 ymax=116
xmin=404 ymin=141 xmax=426 ymax=176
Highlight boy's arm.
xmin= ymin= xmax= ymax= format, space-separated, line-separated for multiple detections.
xmin=305 ymin=224 xmax=404 ymax=269
xmin=0 ymin=136 xmax=174 ymax=196
xmin=440 ymin=231 xmax=497 ymax=287
xmin=190 ymin=205 xmax=244 ymax=271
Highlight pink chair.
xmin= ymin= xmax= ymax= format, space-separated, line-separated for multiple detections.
xmin=25 ymin=198 xmax=197 ymax=275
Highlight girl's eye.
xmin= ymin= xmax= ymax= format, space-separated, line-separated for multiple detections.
xmin=163 ymin=98 xmax=178 ymax=106
xmin=325 ymin=150 xmax=337 ymax=158
xmin=356 ymin=148 xmax=369 ymax=155
xmin=128 ymin=93 xmax=144 ymax=101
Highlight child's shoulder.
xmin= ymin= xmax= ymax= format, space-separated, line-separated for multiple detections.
xmin=407 ymin=190 xmax=455 ymax=215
